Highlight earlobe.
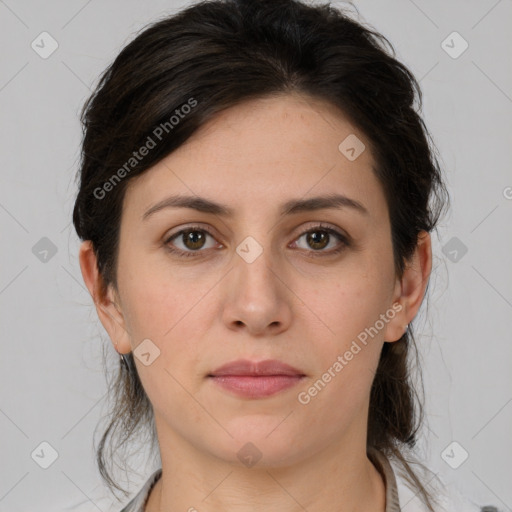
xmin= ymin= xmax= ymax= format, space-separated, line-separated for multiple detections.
xmin=382 ymin=300 xmax=409 ymax=343
xmin=383 ymin=231 xmax=432 ymax=342
xmin=78 ymin=240 xmax=132 ymax=355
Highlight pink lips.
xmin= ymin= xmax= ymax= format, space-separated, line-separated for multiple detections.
xmin=210 ymin=359 xmax=304 ymax=377
xmin=208 ymin=359 xmax=306 ymax=399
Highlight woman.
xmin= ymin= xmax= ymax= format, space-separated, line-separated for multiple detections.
xmin=73 ymin=0 xmax=487 ymax=510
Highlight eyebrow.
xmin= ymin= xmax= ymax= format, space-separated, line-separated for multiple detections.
xmin=142 ymin=193 xmax=369 ymax=221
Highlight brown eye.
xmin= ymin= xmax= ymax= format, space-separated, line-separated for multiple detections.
xmin=164 ymin=226 xmax=219 ymax=257
xmin=180 ymin=230 xmax=208 ymax=250
xmin=292 ymin=225 xmax=349 ymax=257
xmin=164 ymin=223 xmax=349 ymax=259
xmin=305 ymin=230 xmax=330 ymax=250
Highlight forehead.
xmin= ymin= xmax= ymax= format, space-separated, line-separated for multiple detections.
xmin=123 ymin=93 xmax=387 ymax=223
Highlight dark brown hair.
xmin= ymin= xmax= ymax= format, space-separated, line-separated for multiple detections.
xmin=72 ymin=0 xmax=449 ymax=508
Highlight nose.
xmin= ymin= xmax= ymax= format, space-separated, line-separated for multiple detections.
xmin=221 ymin=240 xmax=293 ymax=337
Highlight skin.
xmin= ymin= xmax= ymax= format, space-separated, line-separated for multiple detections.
xmin=80 ymin=92 xmax=432 ymax=512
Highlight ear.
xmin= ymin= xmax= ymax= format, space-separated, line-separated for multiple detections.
xmin=78 ymin=240 xmax=132 ymax=354
xmin=383 ymin=230 xmax=432 ymax=342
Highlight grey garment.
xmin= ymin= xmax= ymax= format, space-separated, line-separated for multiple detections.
xmin=119 ymin=449 xmax=400 ymax=512
xmin=119 ymin=468 xmax=162 ymax=512
xmin=369 ymin=447 xmax=401 ymax=512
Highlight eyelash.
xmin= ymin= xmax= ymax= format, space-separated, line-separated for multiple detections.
xmin=163 ymin=223 xmax=350 ymax=259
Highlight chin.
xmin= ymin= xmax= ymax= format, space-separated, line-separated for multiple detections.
xmin=205 ymin=418 xmax=312 ymax=469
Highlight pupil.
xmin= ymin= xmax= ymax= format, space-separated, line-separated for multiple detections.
xmin=186 ymin=230 xmax=204 ymax=249
xmin=309 ymin=231 xmax=328 ymax=249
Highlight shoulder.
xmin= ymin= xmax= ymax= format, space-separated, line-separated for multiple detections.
xmin=389 ymin=457 xmax=495 ymax=512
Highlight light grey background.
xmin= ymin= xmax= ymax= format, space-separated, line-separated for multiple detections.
xmin=1 ymin=0 xmax=511 ymax=510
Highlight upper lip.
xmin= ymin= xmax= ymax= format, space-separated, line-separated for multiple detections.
xmin=209 ymin=359 xmax=305 ymax=377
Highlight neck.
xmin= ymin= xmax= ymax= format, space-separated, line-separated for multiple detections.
xmin=145 ymin=424 xmax=386 ymax=512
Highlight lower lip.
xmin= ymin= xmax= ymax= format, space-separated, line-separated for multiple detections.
xmin=209 ymin=375 xmax=304 ymax=398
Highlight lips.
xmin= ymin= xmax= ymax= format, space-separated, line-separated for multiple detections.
xmin=207 ymin=359 xmax=306 ymax=399
xmin=208 ymin=359 xmax=305 ymax=377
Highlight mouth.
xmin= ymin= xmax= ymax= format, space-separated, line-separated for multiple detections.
xmin=207 ymin=359 xmax=306 ymax=399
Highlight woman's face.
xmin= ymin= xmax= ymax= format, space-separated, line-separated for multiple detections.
xmin=92 ymin=93 xmax=417 ymax=467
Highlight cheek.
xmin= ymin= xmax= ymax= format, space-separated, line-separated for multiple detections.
xmin=116 ymin=244 xmax=193 ymax=338
xmin=118 ymin=262 xmax=209 ymax=406
xmin=295 ymin=255 xmax=393 ymax=411
xmin=117 ymin=251 xmax=217 ymax=379
xmin=309 ymin=258 xmax=394 ymax=349
xmin=296 ymin=271 xmax=388 ymax=426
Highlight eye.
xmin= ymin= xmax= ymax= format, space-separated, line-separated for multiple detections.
xmin=164 ymin=225 xmax=219 ymax=258
xmin=290 ymin=223 xmax=349 ymax=258
xmin=163 ymin=223 xmax=350 ymax=258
